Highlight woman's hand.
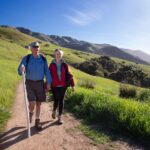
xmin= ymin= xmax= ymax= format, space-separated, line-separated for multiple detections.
xmin=72 ymin=86 xmax=74 ymax=92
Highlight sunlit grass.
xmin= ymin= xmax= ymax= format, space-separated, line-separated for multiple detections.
xmin=0 ymin=39 xmax=27 ymax=133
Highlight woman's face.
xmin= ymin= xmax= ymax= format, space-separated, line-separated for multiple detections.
xmin=55 ymin=50 xmax=61 ymax=60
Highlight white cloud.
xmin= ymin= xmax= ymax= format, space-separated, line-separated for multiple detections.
xmin=64 ymin=9 xmax=103 ymax=26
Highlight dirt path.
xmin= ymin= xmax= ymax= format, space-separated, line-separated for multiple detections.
xmin=0 ymin=83 xmax=104 ymax=150
xmin=0 ymin=83 xmax=144 ymax=150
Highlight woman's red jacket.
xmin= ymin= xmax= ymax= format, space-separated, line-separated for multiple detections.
xmin=49 ymin=63 xmax=74 ymax=88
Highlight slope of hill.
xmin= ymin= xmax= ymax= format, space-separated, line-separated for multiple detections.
xmin=123 ymin=48 xmax=150 ymax=63
xmin=0 ymin=27 xmax=39 ymax=47
xmin=14 ymin=26 xmax=149 ymax=65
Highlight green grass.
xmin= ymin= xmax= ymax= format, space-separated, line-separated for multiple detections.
xmin=65 ymin=87 xmax=150 ymax=145
xmin=0 ymin=27 xmax=39 ymax=47
xmin=0 ymin=39 xmax=27 ymax=133
xmin=70 ymin=66 xmax=120 ymax=95
xmin=78 ymin=124 xmax=110 ymax=145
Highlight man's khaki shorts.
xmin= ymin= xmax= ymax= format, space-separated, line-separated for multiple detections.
xmin=25 ymin=80 xmax=46 ymax=102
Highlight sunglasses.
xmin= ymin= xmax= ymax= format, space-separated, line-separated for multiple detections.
xmin=32 ymin=46 xmax=39 ymax=48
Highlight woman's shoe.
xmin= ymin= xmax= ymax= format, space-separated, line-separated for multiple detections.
xmin=52 ymin=111 xmax=56 ymax=119
xmin=58 ymin=116 xmax=63 ymax=124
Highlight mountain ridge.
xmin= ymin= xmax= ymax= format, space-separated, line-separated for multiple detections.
xmin=1 ymin=25 xmax=149 ymax=65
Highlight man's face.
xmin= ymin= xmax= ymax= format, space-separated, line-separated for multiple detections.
xmin=31 ymin=46 xmax=40 ymax=54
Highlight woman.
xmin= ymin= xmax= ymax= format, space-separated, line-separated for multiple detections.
xmin=49 ymin=49 xmax=74 ymax=124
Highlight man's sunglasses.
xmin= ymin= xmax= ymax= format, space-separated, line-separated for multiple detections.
xmin=32 ymin=46 xmax=39 ymax=48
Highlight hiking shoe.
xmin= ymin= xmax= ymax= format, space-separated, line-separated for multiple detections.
xmin=52 ymin=111 xmax=56 ymax=119
xmin=58 ymin=116 xmax=63 ymax=124
xmin=29 ymin=112 xmax=33 ymax=123
xmin=35 ymin=119 xmax=42 ymax=131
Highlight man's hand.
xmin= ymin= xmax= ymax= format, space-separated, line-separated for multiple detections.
xmin=46 ymin=84 xmax=51 ymax=91
xmin=21 ymin=64 xmax=25 ymax=74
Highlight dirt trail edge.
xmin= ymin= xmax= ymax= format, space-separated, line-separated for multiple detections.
xmin=0 ymin=82 xmax=142 ymax=150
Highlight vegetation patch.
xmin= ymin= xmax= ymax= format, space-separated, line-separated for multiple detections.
xmin=75 ymin=56 xmax=150 ymax=87
xmin=65 ymin=88 xmax=150 ymax=146
xmin=78 ymin=124 xmax=110 ymax=144
xmin=0 ymin=39 xmax=27 ymax=133
xmin=119 ymin=84 xmax=137 ymax=98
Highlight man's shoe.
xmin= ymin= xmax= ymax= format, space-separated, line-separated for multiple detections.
xmin=58 ymin=116 xmax=63 ymax=124
xmin=29 ymin=112 xmax=33 ymax=123
xmin=35 ymin=119 xmax=42 ymax=131
xmin=52 ymin=111 xmax=56 ymax=119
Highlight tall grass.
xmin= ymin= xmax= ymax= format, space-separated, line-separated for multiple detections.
xmin=65 ymin=87 xmax=150 ymax=142
xmin=0 ymin=39 xmax=27 ymax=133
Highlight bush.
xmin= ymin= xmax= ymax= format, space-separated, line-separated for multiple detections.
xmin=138 ymin=89 xmax=150 ymax=102
xmin=44 ymin=44 xmax=50 ymax=47
xmin=119 ymin=84 xmax=137 ymax=98
xmin=78 ymin=79 xmax=95 ymax=89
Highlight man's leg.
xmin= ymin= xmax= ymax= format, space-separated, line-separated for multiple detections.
xmin=29 ymin=101 xmax=35 ymax=112
xmin=29 ymin=101 xmax=36 ymax=123
xmin=26 ymin=80 xmax=36 ymax=123
xmin=35 ymin=102 xmax=41 ymax=119
xmin=34 ymin=80 xmax=46 ymax=130
xmin=35 ymin=102 xmax=42 ymax=130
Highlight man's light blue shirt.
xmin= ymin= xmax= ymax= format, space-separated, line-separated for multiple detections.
xmin=18 ymin=54 xmax=52 ymax=85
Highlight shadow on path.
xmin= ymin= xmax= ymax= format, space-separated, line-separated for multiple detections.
xmin=0 ymin=120 xmax=60 ymax=149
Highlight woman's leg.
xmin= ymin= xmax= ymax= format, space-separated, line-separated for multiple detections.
xmin=58 ymin=87 xmax=66 ymax=116
xmin=52 ymin=88 xmax=59 ymax=111
xmin=52 ymin=88 xmax=59 ymax=118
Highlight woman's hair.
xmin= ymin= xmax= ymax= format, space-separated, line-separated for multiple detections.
xmin=55 ymin=48 xmax=64 ymax=57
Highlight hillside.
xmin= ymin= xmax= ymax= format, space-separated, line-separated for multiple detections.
xmin=123 ymin=48 xmax=150 ymax=63
xmin=75 ymin=56 xmax=150 ymax=87
xmin=14 ymin=26 xmax=149 ymax=65
xmin=0 ymin=25 xmax=150 ymax=149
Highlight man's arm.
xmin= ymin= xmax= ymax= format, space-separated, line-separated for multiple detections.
xmin=18 ymin=56 xmax=27 ymax=75
xmin=44 ymin=59 xmax=52 ymax=86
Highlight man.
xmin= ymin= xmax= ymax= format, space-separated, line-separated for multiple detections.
xmin=18 ymin=41 xmax=51 ymax=130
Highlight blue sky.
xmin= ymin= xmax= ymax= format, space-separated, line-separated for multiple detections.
xmin=1 ymin=0 xmax=150 ymax=54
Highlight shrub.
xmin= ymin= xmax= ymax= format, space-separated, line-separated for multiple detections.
xmin=78 ymin=79 xmax=95 ymax=89
xmin=119 ymin=84 xmax=137 ymax=98
xmin=138 ymin=89 xmax=150 ymax=102
xmin=44 ymin=44 xmax=50 ymax=47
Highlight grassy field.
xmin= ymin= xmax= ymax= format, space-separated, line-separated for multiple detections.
xmin=0 ymin=27 xmax=38 ymax=47
xmin=0 ymin=27 xmax=150 ymax=147
xmin=0 ymin=39 xmax=27 ymax=132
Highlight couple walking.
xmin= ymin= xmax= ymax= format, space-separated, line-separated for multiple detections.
xmin=18 ymin=41 xmax=74 ymax=130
